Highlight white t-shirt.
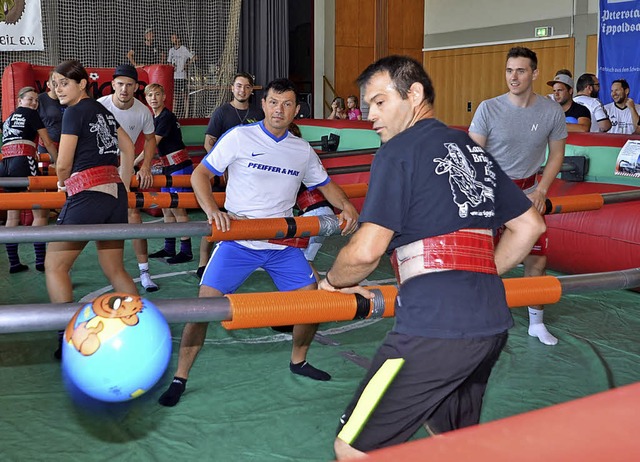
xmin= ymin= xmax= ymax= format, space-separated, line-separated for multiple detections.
xmin=604 ymin=102 xmax=640 ymax=134
xmin=201 ymin=121 xmax=330 ymax=250
xmin=97 ymin=96 xmax=155 ymax=143
xmin=573 ymin=95 xmax=609 ymax=133
xmin=168 ymin=46 xmax=194 ymax=80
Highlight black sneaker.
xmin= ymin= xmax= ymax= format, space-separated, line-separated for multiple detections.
xmin=167 ymin=252 xmax=193 ymax=264
xmin=149 ymin=249 xmax=176 ymax=259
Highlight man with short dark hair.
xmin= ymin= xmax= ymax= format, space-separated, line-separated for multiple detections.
xmin=158 ymin=78 xmax=359 ymax=407
xmin=127 ymin=28 xmax=165 ymax=67
xmin=574 ymin=73 xmax=611 ymax=132
xmin=547 ymin=74 xmax=591 ymax=132
xmin=196 ymin=72 xmax=265 ymax=277
xmin=319 ymin=55 xmax=544 ymax=459
xmin=470 ymin=46 xmax=567 ymax=346
xmin=604 ymin=79 xmax=640 ymax=134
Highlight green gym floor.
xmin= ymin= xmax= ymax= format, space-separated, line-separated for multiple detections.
xmin=1 ymin=211 xmax=640 ymax=461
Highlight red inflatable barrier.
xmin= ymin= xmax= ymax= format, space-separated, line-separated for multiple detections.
xmin=2 ymin=61 xmax=174 ymax=121
xmin=546 ymin=180 xmax=640 ymax=275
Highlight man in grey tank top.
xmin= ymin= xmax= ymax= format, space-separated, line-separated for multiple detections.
xmin=469 ymin=46 xmax=567 ymax=346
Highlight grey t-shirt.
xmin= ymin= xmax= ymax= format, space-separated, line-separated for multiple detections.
xmin=469 ymin=93 xmax=567 ymax=180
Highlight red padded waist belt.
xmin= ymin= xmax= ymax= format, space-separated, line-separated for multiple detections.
xmin=268 ymin=237 xmax=310 ymax=248
xmin=1 ymin=142 xmax=37 ymax=158
xmin=160 ymin=149 xmax=190 ymax=167
xmin=391 ymin=228 xmax=497 ymax=284
xmin=296 ymin=188 xmax=326 ymax=211
xmin=512 ymin=174 xmax=536 ymax=190
xmin=64 ymin=165 xmax=122 ymax=196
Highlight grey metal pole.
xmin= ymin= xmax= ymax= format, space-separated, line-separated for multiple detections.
xmin=602 ymin=190 xmax=640 ymax=205
xmin=0 ymin=298 xmax=232 ymax=334
xmin=558 ymin=268 xmax=640 ymax=293
xmin=0 ymin=222 xmax=212 ymax=244
xmin=0 ymin=215 xmax=344 ymax=244
xmin=1 ymin=269 xmax=639 ymax=335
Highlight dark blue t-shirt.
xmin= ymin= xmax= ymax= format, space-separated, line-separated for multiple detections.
xmin=154 ymin=107 xmax=185 ymax=155
xmin=2 ymin=106 xmax=44 ymax=143
xmin=154 ymin=107 xmax=192 ymax=173
xmin=205 ymin=102 xmax=264 ymax=141
xmin=61 ymin=98 xmax=120 ymax=174
xmin=37 ymin=92 xmax=64 ymax=153
xmin=360 ymin=118 xmax=532 ymax=338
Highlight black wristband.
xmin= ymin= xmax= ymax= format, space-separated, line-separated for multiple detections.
xmin=325 ymin=271 xmax=349 ymax=289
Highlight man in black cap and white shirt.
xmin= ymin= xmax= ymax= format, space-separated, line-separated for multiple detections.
xmin=98 ymin=64 xmax=159 ymax=292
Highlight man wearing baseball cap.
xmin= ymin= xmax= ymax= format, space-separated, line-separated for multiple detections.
xmin=547 ymin=74 xmax=591 ymax=132
xmin=97 ymin=64 xmax=159 ymax=292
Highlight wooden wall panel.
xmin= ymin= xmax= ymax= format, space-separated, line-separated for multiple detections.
xmin=586 ymin=34 xmax=597 ymax=74
xmin=359 ymin=0 xmax=375 ymax=48
xmin=424 ymin=38 xmax=575 ymax=126
xmin=336 ymin=0 xmax=360 ymax=47
xmin=332 ymin=0 xmax=424 ymax=116
xmin=389 ymin=0 xmax=423 ymax=53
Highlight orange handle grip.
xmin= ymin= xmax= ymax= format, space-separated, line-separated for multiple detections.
xmin=545 ymin=194 xmax=605 ymax=214
xmin=223 ymin=285 xmax=397 ymax=330
xmin=209 ymin=215 xmax=346 ymax=242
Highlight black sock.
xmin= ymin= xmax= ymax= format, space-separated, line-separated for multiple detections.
xmin=54 ymin=329 xmax=64 ymax=360
xmin=290 ymin=361 xmax=331 ymax=381
xmin=6 ymin=243 xmax=22 ymax=267
xmin=158 ymin=377 xmax=187 ymax=407
xmin=167 ymin=251 xmax=193 ymax=264
xmin=9 ymin=263 xmax=28 ymax=274
xmin=179 ymin=238 xmax=192 ymax=255
xmin=165 ymin=237 xmax=176 ymax=254
xmin=34 ymin=242 xmax=46 ymax=269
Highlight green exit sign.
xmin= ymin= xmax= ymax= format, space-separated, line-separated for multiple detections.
xmin=535 ymin=26 xmax=553 ymax=38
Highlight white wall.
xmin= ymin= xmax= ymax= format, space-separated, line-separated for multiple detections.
xmin=425 ymin=0 xmax=575 ymax=34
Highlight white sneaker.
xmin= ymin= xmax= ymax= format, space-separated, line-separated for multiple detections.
xmin=140 ymin=271 xmax=159 ymax=292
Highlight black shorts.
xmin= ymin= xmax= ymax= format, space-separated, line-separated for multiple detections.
xmin=57 ymin=184 xmax=128 ymax=225
xmin=336 ymin=330 xmax=508 ymax=452
xmin=0 ymin=156 xmax=39 ymax=192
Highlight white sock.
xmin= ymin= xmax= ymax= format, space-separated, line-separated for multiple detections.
xmin=138 ymin=262 xmax=149 ymax=273
xmin=527 ymin=307 xmax=558 ymax=346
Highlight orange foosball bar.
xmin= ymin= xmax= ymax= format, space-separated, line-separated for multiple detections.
xmin=12 ymin=174 xmax=196 ymax=190
xmin=1 ymin=268 xmax=639 ymax=334
xmin=0 ymin=183 xmax=368 ymax=210
xmin=0 ymin=214 xmax=348 ymax=244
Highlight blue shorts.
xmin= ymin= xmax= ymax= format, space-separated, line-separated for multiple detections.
xmin=161 ymin=164 xmax=193 ymax=193
xmin=57 ymin=184 xmax=129 ymax=225
xmin=201 ymin=241 xmax=315 ymax=294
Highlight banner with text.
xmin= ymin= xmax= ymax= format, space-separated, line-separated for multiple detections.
xmin=598 ymin=0 xmax=640 ymax=104
xmin=0 ymin=0 xmax=44 ymax=51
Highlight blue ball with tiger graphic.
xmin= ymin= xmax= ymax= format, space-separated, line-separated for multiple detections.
xmin=61 ymin=293 xmax=172 ymax=402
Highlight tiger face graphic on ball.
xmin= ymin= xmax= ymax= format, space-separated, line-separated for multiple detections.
xmin=64 ymin=293 xmax=144 ymax=356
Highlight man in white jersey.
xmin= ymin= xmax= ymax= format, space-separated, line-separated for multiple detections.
xmin=469 ymin=46 xmax=567 ymax=346
xmin=604 ymin=79 xmax=640 ymax=135
xmin=574 ymin=73 xmax=611 ymax=133
xmin=158 ymin=78 xmax=359 ymax=407
xmin=98 ymin=64 xmax=158 ymax=292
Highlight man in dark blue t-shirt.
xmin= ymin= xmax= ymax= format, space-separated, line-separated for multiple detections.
xmin=318 ymin=56 xmax=545 ymax=459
